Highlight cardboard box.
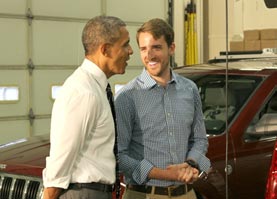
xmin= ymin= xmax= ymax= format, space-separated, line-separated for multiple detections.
xmin=260 ymin=29 xmax=277 ymax=40
xmin=244 ymin=40 xmax=261 ymax=51
xmin=230 ymin=41 xmax=244 ymax=51
xmin=244 ymin=30 xmax=260 ymax=41
xmin=261 ymin=39 xmax=277 ymax=49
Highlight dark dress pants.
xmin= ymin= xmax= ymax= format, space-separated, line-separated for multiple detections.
xmin=59 ymin=188 xmax=112 ymax=199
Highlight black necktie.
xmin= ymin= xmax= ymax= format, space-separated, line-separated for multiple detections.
xmin=106 ymin=84 xmax=120 ymax=199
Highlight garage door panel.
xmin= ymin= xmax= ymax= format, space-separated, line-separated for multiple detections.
xmin=0 ymin=18 xmax=28 ymax=65
xmin=0 ymin=0 xmax=27 ymax=15
xmin=32 ymin=0 xmax=102 ymax=19
xmin=32 ymin=21 xmax=85 ymax=65
xmin=32 ymin=69 xmax=75 ymax=114
xmin=126 ymin=25 xmax=143 ymax=67
xmin=0 ymin=71 xmax=29 ymax=117
xmin=77 ymin=22 xmax=87 ymax=65
xmin=0 ymin=0 xmax=167 ymax=146
xmin=33 ymin=118 xmax=50 ymax=137
xmin=110 ymin=66 xmax=143 ymax=92
xmin=107 ymin=0 xmax=167 ymax=22
xmin=0 ymin=121 xmax=29 ymax=145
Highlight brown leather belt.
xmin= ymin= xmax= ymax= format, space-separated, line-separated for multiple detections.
xmin=69 ymin=182 xmax=113 ymax=192
xmin=127 ymin=184 xmax=193 ymax=196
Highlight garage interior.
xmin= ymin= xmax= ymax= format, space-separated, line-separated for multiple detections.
xmin=0 ymin=0 xmax=277 ymax=145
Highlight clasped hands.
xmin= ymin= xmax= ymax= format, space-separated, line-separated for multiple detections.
xmin=166 ymin=162 xmax=199 ymax=184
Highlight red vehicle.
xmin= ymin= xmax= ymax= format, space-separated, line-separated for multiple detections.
xmin=1 ymin=53 xmax=277 ymax=199
xmin=174 ymin=54 xmax=277 ymax=199
xmin=0 ymin=136 xmax=124 ymax=199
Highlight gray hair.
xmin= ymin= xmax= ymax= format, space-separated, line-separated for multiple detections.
xmin=82 ymin=15 xmax=126 ymax=55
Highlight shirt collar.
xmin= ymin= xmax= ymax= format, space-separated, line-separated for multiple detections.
xmin=139 ymin=68 xmax=177 ymax=89
xmin=81 ymin=58 xmax=109 ymax=91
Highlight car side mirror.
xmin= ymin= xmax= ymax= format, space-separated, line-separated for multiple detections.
xmin=246 ymin=113 xmax=277 ymax=137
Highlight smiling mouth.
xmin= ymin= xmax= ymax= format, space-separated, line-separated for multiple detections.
xmin=148 ymin=61 xmax=158 ymax=66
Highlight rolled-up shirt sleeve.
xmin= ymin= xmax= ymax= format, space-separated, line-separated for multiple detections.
xmin=132 ymin=159 xmax=154 ymax=184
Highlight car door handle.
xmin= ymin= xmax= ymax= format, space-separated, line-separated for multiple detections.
xmin=225 ymin=164 xmax=233 ymax=175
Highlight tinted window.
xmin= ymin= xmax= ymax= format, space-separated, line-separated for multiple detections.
xmin=183 ymin=74 xmax=262 ymax=135
xmin=245 ymin=91 xmax=277 ymax=141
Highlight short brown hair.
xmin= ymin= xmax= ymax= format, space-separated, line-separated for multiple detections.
xmin=136 ymin=18 xmax=174 ymax=47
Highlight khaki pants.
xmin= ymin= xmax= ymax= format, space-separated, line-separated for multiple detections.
xmin=122 ymin=187 xmax=197 ymax=199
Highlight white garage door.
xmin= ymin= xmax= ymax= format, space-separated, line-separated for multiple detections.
xmin=0 ymin=0 xmax=168 ymax=144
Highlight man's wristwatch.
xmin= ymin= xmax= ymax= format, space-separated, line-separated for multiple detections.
xmin=185 ymin=159 xmax=199 ymax=170
xmin=185 ymin=159 xmax=208 ymax=179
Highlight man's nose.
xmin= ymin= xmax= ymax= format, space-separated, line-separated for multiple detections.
xmin=147 ymin=49 xmax=154 ymax=59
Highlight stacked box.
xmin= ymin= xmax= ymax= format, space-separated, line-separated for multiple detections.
xmin=260 ymin=29 xmax=277 ymax=49
xmin=243 ymin=30 xmax=261 ymax=51
xmin=230 ymin=41 xmax=244 ymax=51
xmin=244 ymin=40 xmax=261 ymax=51
xmin=244 ymin=30 xmax=260 ymax=41
xmin=229 ymin=29 xmax=277 ymax=52
xmin=261 ymin=40 xmax=277 ymax=49
xmin=260 ymin=29 xmax=277 ymax=40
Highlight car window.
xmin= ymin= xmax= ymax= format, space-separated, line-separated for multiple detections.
xmin=184 ymin=74 xmax=263 ymax=135
xmin=245 ymin=91 xmax=277 ymax=141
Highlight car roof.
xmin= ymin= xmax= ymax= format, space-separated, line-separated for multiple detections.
xmin=174 ymin=57 xmax=277 ymax=76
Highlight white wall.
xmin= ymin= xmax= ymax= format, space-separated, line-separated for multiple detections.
xmin=207 ymin=0 xmax=234 ymax=59
xmin=208 ymin=0 xmax=277 ymax=59
xmin=243 ymin=0 xmax=277 ymax=29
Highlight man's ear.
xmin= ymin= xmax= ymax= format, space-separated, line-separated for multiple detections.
xmin=169 ymin=42 xmax=175 ymax=56
xmin=100 ymin=43 xmax=112 ymax=57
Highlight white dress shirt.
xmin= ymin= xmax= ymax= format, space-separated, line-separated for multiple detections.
xmin=43 ymin=59 xmax=116 ymax=189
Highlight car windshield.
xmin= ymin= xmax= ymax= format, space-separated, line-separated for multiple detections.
xmin=185 ymin=74 xmax=263 ymax=135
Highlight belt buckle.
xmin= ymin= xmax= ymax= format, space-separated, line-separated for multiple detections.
xmin=167 ymin=185 xmax=177 ymax=197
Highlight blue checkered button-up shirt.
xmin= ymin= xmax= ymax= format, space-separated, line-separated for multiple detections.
xmin=115 ymin=69 xmax=210 ymax=187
